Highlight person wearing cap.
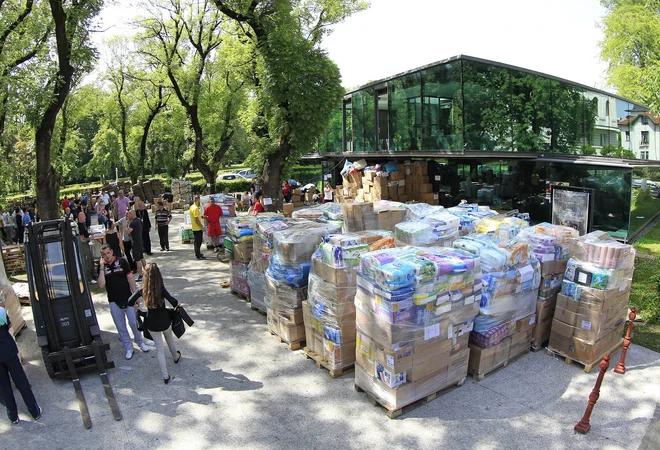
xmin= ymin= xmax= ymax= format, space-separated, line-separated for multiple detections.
xmin=155 ymin=202 xmax=172 ymax=251
xmin=189 ymin=195 xmax=205 ymax=259
xmin=204 ymin=197 xmax=223 ymax=253
xmin=0 ymin=305 xmax=42 ymax=424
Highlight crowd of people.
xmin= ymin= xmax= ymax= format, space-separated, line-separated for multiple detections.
xmin=0 ymin=207 xmax=36 ymax=245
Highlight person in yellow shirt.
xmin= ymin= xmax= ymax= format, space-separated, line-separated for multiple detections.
xmin=189 ymin=195 xmax=205 ymax=260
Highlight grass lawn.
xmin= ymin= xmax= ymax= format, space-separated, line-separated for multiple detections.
xmin=630 ymin=220 xmax=660 ymax=352
xmin=629 ymin=195 xmax=660 ymax=236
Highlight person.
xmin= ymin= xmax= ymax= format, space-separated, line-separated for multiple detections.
xmin=60 ymin=198 xmax=71 ymax=213
xmin=161 ymin=191 xmax=174 ymax=212
xmin=249 ymin=178 xmax=258 ymax=196
xmin=204 ymin=197 xmax=223 ymax=253
xmin=128 ymin=192 xmax=135 ymax=208
xmin=77 ymin=211 xmax=97 ymax=284
xmin=128 ymin=264 xmax=181 ymax=384
xmin=15 ymin=208 xmax=24 ymax=244
xmin=97 ymin=245 xmax=149 ymax=359
xmin=117 ymin=213 xmax=136 ymax=272
xmin=136 ymin=201 xmax=153 ymax=256
xmin=248 ymin=191 xmax=264 ymax=216
xmin=101 ymin=191 xmax=110 ymax=210
xmin=125 ymin=210 xmax=146 ymax=281
xmin=22 ymin=208 xmax=31 ymax=229
xmin=155 ymin=202 xmax=172 ymax=251
xmin=189 ymin=195 xmax=205 ymax=260
xmin=282 ymin=180 xmax=291 ymax=203
xmin=70 ymin=199 xmax=82 ymax=219
xmin=0 ymin=212 xmax=6 ymax=244
xmin=0 ymin=305 xmax=42 ymax=424
xmin=105 ymin=219 xmax=124 ymax=258
xmin=3 ymin=211 xmax=13 ymax=245
xmin=323 ymin=182 xmax=334 ymax=203
xmin=63 ymin=206 xmax=74 ymax=221
xmin=114 ymin=190 xmax=130 ymax=220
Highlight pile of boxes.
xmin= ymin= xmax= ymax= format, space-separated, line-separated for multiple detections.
xmin=549 ymin=231 xmax=634 ymax=364
xmin=341 ymin=202 xmax=407 ymax=233
xmin=354 ymin=246 xmax=480 ymax=411
xmin=226 ymin=217 xmax=257 ymax=298
xmin=519 ymin=223 xmax=579 ymax=349
xmin=335 ymin=161 xmax=439 ymax=205
xmin=265 ymin=222 xmax=341 ymax=345
xmin=171 ymin=179 xmax=193 ymax=205
xmin=303 ymin=231 xmax=395 ymax=372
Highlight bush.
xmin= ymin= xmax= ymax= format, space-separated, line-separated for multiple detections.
xmin=581 ymin=144 xmax=597 ymax=156
xmin=600 ymin=145 xmax=616 ymax=157
xmin=191 ymin=178 xmax=252 ymax=195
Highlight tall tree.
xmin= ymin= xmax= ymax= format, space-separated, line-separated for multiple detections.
xmin=212 ymin=0 xmax=367 ymax=210
xmin=35 ymin=0 xmax=102 ymax=220
xmin=600 ymin=0 xmax=660 ymax=110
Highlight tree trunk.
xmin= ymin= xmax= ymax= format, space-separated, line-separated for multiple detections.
xmin=139 ymin=109 xmax=159 ymax=180
xmin=261 ymin=138 xmax=288 ymax=212
xmin=189 ymin=108 xmax=216 ymax=194
xmin=58 ymin=99 xmax=68 ymax=155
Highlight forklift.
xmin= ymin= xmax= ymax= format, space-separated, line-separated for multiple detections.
xmin=25 ymin=219 xmax=121 ymax=428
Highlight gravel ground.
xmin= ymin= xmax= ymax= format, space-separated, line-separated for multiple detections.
xmin=2 ymin=213 xmax=659 ymax=450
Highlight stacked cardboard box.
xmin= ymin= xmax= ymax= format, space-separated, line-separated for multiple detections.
xmin=519 ymin=223 xmax=579 ymax=349
xmin=354 ymin=247 xmax=481 ymax=412
xmin=265 ymin=222 xmax=341 ymax=346
xmin=171 ymin=179 xmax=193 ymax=205
xmin=303 ymin=231 xmax=395 ymax=372
xmin=548 ymin=231 xmax=634 ymax=365
xmin=395 ymin=211 xmax=460 ymax=248
xmin=341 ymin=202 xmax=378 ymax=232
xmin=225 ymin=217 xmax=256 ymax=263
xmin=230 ymin=260 xmax=251 ymax=298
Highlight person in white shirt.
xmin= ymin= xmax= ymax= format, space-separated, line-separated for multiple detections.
xmin=323 ymin=182 xmax=334 ymax=203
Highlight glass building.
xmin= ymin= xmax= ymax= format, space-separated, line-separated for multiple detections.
xmin=315 ymin=55 xmax=660 ymax=239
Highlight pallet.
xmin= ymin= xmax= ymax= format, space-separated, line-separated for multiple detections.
xmin=546 ymin=338 xmax=623 ymax=373
xmin=303 ymin=347 xmax=355 ymax=378
xmin=18 ymin=297 xmax=31 ymax=306
xmin=250 ymin=305 xmax=267 ymax=316
xmin=230 ymin=290 xmax=250 ymax=302
xmin=355 ymin=377 xmax=465 ymax=419
xmin=470 ymin=348 xmax=530 ymax=382
xmin=268 ymin=330 xmax=304 ymax=351
xmin=181 ymin=239 xmax=192 ymax=244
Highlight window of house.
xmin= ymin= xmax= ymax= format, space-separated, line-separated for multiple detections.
xmin=600 ymin=135 xmax=605 ymax=146
xmin=605 ymin=100 xmax=610 ymax=117
xmin=642 ymin=131 xmax=649 ymax=145
xmin=641 ymin=115 xmax=649 ymax=125
xmin=641 ymin=151 xmax=649 ymax=159
xmin=625 ymin=131 xmax=630 ymax=142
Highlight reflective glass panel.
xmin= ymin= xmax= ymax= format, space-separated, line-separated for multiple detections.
xmin=421 ymin=62 xmax=463 ymax=150
xmin=352 ymin=88 xmax=376 ymax=152
xmin=388 ymin=73 xmax=422 ymax=151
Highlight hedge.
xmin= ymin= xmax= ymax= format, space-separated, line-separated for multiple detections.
xmin=191 ymin=178 xmax=253 ymax=194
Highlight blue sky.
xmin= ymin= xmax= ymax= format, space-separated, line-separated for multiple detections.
xmin=96 ymin=0 xmax=611 ymax=91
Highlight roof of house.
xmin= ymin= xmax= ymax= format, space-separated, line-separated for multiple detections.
xmin=618 ymin=111 xmax=660 ymax=126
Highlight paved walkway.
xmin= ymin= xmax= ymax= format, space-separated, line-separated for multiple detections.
xmin=2 ymin=214 xmax=660 ymax=449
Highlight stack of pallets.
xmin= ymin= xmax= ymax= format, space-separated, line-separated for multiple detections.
xmin=2 ymin=245 xmax=25 ymax=275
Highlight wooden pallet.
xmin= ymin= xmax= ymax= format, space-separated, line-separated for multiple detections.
xmin=470 ymin=348 xmax=531 ymax=382
xmin=181 ymin=239 xmax=192 ymax=244
xmin=250 ymin=305 xmax=267 ymax=316
xmin=355 ymin=377 xmax=465 ymax=419
xmin=546 ymin=338 xmax=623 ymax=373
xmin=18 ymin=296 xmax=31 ymax=306
xmin=268 ymin=330 xmax=304 ymax=351
xmin=303 ymin=347 xmax=355 ymax=378
xmin=230 ymin=290 xmax=250 ymax=302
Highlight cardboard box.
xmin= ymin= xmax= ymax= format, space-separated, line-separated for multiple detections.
xmin=554 ymin=306 xmax=578 ymax=326
xmin=509 ymin=329 xmax=533 ymax=359
xmin=538 ymin=274 xmax=563 ymax=299
xmin=388 ymin=186 xmax=398 ymax=198
xmin=389 ymin=171 xmax=403 ymax=181
xmin=419 ymin=183 xmax=433 ymax=194
xmin=549 ymin=323 xmax=624 ymax=364
xmin=468 ymin=338 xmax=512 ymax=375
xmin=398 ymin=195 xmax=409 ymax=203
xmin=282 ymin=203 xmax=294 ymax=217
xmin=409 ymin=353 xmax=450 ymax=382
xmin=532 ymin=298 xmax=556 ymax=347
xmin=398 ymin=185 xmax=406 ymax=196
xmin=233 ymin=240 xmax=253 ymax=263
xmin=365 ymin=171 xmax=376 ymax=182
xmin=372 ymin=342 xmax=414 ymax=374
xmin=515 ymin=314 xmax=537 ymax=334
xmin=376 ymin=210 xmax=405 ymax=232
xmin=355 ymin=366 xmax=416 ymax=410
xmin=324 ymin=339 xmax=356 ymax=368
xmin=540 ymin=259 xmax=569 ymax=276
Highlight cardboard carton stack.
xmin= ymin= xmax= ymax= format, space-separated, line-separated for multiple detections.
xmin=171 ymin=179 xmax=193 ymax=205
xmin=548 ymin=231 xmax=634 ymax=365
xmin=230 ymin=260 xmax=250 ymax=298
xmin=303 ymin=231 xmax=395 ymax=373
xmin=354 ymin=247 xmax=481 ymax=412
xmin=519 ymin=223 xmax=579 ymax=350
xmin=395 ymin=211 xmax=460 ymax=248
xmin=452 ymin=233 xmax=541 ymax=379
xmin=265 ymin=222 xmax=341 ymax=346
xmin=226 ymin=217 xmax=257 ymax=299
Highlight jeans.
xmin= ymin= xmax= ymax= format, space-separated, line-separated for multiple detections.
xmin=158 ymin=225 xmax=169 ymax=250
xmin=193 ymin=230 xmax=203 ymax=258
xmin=0 ymin=355 xmax=39 ymax=422
xmin=150 ymin=326 xmax=178 ymax=378
xmin=109 ymin=302 xmax=143 ymax=351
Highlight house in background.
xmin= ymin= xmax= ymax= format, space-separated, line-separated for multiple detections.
xmin=590 ymin=92 xmax=621 ymax=152
xmin=618 ymin=110 xmax=660 ymax=160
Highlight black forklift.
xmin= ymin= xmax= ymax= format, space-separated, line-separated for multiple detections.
xmin=25 ymin=219 xmax=121 ymax=428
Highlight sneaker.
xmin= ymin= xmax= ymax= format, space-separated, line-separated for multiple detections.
xmin=125 ymin=349 xmax=134 ymax=360
xmin=160 ymin=248 xmax=165 ymax=252
xmin=10 ymin=417 xmax=19 ymax=424
xmin=166 ymin=248 xmax=170 ymax=251
xmin=136 ymin=275 xmax=143 ymax=282
xmin=32 ymin=405 xmax=42 ymax=420
xmin=139 ymin=342 xmax=150 ymax=352
xmin=90 ymin=279 xmax=97 ymax=284
xmin=214 ymin=247 xmax=220 ymax=253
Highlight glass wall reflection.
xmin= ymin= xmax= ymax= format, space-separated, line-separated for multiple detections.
xmin=421 ymin=62 xmax=463 ymax=150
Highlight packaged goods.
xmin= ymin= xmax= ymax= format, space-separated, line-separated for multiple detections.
xmin=395 ymin=212 xmax=460 ymax=247
xmin=341 ymin=202 xmax=378 ymax=232
xmin=248 ymin=270 xmax=267 ymax=312
xmin=319 ymin=230 xmax=394 ymax=268
xmin=476 ymin=215 xmax=528 ymax=239
xmin=230 ymin=260 xmax=250 ymax=298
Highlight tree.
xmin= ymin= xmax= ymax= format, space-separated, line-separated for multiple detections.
xmin=212 ymin=0 xmax=367 ymax=210
xmin=35 ymin=0 xmax=102 ymax=220
xmin=600 ymin=0 xmax=660 ymax=110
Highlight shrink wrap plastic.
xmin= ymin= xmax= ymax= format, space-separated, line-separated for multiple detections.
xmin=227 ymin=216 xmax=257 ymax=240
xmin=394 ymin=212 xmax=460 ymax=247
xmin=403 ymin=203 xmax=444 ymax=220
xmin=476 ymin=215 xmax=528 ymax=239
xmin=248 ymin=270 xmax=267 ymax=312
xmin=518 ymin=222 xmax=579 ymax=262
xmin=230 ymin=260 xmax=250 ymax=297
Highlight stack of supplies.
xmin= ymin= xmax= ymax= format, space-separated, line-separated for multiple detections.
xmin=265 ymin=222 xmax=342 ymax=347
xmin=230 ymin=260 xmax=250 ymax=298
xmin=445 ymin=203 xmax=498 ymax=235
xmin=341 ymin=202 xmax=378 ymax=232
xmin=354 ymin=246 xmax=481 ymax=412
xmin=303 ymin=230 xmax=395 ymax=374
xmin=394 ymin=211 xmax=460 ymax=247
xmin=549 ymin=231 xmax=634 ymax=365
xmin=519 ymin=223 xmax=579 ymax=349
xmin=225 ymin=217 xmax=256 ymax=263
xmin=453 ymin=234 xmax=540 ymax=379
xmin=476 ymin=215 xmax=528 ymax=239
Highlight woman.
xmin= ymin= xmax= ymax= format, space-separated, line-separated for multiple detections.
xmin=248 ymin=191 xmax=264 ymax=216
xmin=95 ymin=197 xmax=107 ymax=228
xmin=282 ymin=181 xmax=291 ymax=203
xmin=323 ymin=182 xmax=334 ymax=204
xmin=128 ymin=264 xmax=181 ymax=384
xmin=105 ymin=219 xmax=124 ymax=258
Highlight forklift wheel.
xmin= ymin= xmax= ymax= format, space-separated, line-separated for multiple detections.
xmin=41 ymin=346 xmax=58 ymax=379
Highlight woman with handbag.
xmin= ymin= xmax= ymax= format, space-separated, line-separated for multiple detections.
xmin=128 ymin=263 xmax=181 ymax=384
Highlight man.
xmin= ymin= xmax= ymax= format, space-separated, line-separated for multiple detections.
xmin=114 ymin=190 xmax=130 ymax=221
xmin=2 ymin=211 xmax=12 ymax=245
xmin=97 ymin=245 xmax=149 ymax=359
xmin=101 ymin=191 xmax=110 ymax=210
xmin=125 ymin=210 xmax=146 ymax=281
xmin=136 ymin=201 xmax=153 ymax=255
xmin=155 ymin=202 xmax=172 ymax=251
xmin=161 ymin=192 xmax=174 ymax=212
xmin=203 ymin=197 xmax=223 ymax=253
xmin=0 ymin=212 xmax=6 ymax=244
xmin=189 ymin=195 xmax=205 ymax=260
xmin=117 ymin=213 xmax=136 ymax=271
xmin=77 ymin=212 xmax=98 ymax=284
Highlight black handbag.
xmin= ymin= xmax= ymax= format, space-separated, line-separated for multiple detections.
xmin=169 ymin=306 xmax=193 ymax=339
xmin=136 ymin=310 xmax=153 ymax=341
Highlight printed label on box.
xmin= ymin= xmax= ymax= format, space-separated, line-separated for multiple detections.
xmin=434 ymin=194 xmax=439 ymax=200
xmin=386 ymin=354 xmax=394 ymax=368
xmin=424 ymin=323 xmax=440 ymax=340
xmin=578 ymin=272 xmax=588 ymax=284
xmin=529 ymin=316 xmax=536 ymax=325
xmin=581 ymin=320 xmax=592 ymax=331
xmin=435 ymin=175 xmax=441 ymax=181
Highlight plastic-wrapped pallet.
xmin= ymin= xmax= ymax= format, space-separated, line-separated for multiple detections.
xmin=402 ymin=202 xmax=443 ymax=221
xmin=303 ymin=231 xmax=395 ymax=373
xmin=354 ymin=246 xmax=481 ymax=413
xmin=225 ymin=217 xmax=256 ymax=262
xmin=476 ymin=215 xmax=528 ymax=239
xmin=230 ymin=260 xmax=250 ymax=298
xmin=549 ymin=231 xmax=634 ymax=366
xmin=518 ymin=222 xmax=579 ymax=349
xmin=265 ymin=222 xmax=342 ymax=347
xmin=341 ymin=202 xmax=378 ymax=232
xmin=394 ymin=211 xmax=460 ymax=247
xmin=446 ymin=203 xmax=498 ymax=235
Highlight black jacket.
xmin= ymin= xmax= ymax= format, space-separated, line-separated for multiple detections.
xmin=136 ymin=209 xmax=152 ymax=233
xmin=128 ymin=285 xmax=179 ymax=332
